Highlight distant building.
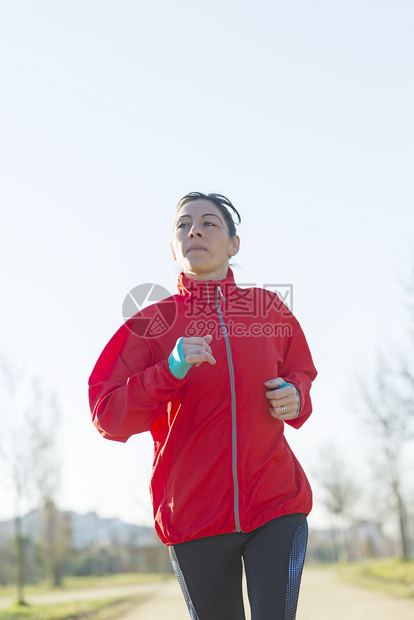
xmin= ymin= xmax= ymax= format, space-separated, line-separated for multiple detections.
xmin=0 ymin=509 xmax=173 ymax=575
xmin=0 ymin=509 xmax=157 ymax=550
xmin=306 ymin=520 xmax=399 ymax=563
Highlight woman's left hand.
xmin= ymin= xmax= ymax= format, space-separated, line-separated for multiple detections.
xmin=264 ymin=378 xmax=299 ymax=421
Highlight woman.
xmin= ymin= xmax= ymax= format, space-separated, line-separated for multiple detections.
xmin=88 ymin=192 xmax=317 ymax=619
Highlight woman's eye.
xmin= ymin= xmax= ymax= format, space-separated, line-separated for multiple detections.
xmin=176 ymin=220 xmax=216 ymax=229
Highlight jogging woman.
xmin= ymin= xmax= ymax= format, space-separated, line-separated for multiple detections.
xmin=88 ymin=192 xmax=317 ymax=619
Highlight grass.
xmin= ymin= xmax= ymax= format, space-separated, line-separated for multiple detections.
xmin=50 ymin=572 xmax=164 ymax=591
xmin=336 ymin=557 xmax=414 ymax=599
xmin=0 ymin=572 xmax=163 ymax=599
xmin=0 ymin=595 xmax=151 ymax=619
xmin=0 ymin=573 xmax=167 ymax=619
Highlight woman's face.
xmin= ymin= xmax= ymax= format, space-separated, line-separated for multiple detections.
xmin=171 ymin=199 xmax=240 ymax=281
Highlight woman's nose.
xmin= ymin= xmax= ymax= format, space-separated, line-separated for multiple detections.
xmin=188 ymin=223 xmax=203 ymax=237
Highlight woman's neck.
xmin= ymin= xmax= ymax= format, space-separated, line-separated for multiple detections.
xmin=182 ymin=267 xmax=229 ymax=282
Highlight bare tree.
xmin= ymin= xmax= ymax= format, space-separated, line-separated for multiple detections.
xmin=0 ymin=357 xmax=63 ymax=601
xmin=0 ymin=357 xmax=30 ymax=604
xmin=29 ymin=381 xmax=71 ymax=586
xmin=399 ymin=277 xmax=414 ymax=418
xmin=358 ymin=353 xmax=414 ymax=559
xmin=315 ymin=445 xmax=361 ymax=562
xmin=42 ymin=499 xmax=71 ymax=586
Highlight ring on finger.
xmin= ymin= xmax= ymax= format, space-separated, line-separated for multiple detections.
xmin=281 ymin=406 xmax=286 ymax=415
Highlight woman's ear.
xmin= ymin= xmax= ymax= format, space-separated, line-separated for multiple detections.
xmin=230 ymin=235 xmax=240 ymax=257
xmin=171 ymin=242 xmax=176 ymax=261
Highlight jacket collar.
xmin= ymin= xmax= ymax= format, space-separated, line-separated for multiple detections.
xmin=177 ymin=268 xmax=237 ymax=300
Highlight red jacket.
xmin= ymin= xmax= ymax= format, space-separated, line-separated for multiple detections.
xmin=88 ymin=269 xmax=317 ymax=545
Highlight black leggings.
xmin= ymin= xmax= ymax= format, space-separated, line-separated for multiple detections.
xmin=169 ymin=513 xmax=308 ymax=620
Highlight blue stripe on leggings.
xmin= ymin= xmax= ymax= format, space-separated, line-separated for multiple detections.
xmin=285 ymin=520 xmax=308 ymax=619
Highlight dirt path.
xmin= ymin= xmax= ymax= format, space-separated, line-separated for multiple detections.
xmin=119 ymin=579 xmax=189 ymax=620
xmin=297 ymin=568 xmax=414 ymax=619
xmin=1 ymin=567 xmax=413 ymax=618
xmin=0 ymin=583 xmax=159 ymax=609
xmin=120 ymin=567 xmax=414 ymax=619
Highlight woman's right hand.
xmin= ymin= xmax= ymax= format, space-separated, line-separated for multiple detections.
xmin=181 ymin=334 xmax=216 ymax=367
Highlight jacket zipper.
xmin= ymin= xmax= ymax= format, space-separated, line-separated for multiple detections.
xmin=214 ymin=284 xmax=241 ymax=533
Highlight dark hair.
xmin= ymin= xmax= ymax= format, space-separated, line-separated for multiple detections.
xmin=175 ymin=192 xmax=241 ymax=238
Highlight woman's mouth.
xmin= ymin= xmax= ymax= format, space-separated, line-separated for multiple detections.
xmin=187 ymin=246 xmax=206 ymax=253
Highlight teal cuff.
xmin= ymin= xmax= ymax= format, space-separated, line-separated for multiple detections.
xmin=277 ymin=380 xmax=301 ymax=418
xmin=285 ymin=382 xmax=301 ymax=418
xmin=168 ymin=337 xmax=193 ymax=379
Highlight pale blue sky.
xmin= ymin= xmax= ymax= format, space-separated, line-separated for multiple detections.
xmin=1 ymin=0 xmax=413 ymax=528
